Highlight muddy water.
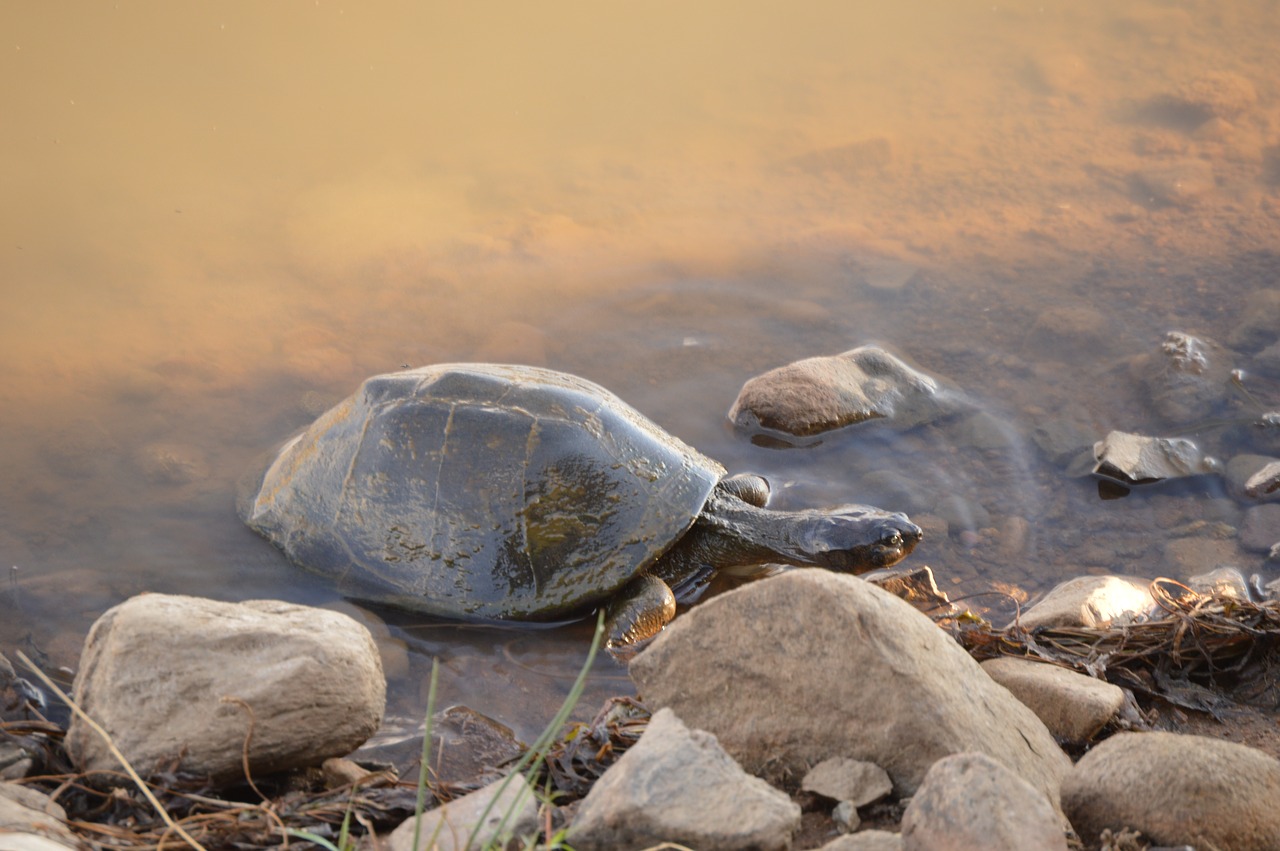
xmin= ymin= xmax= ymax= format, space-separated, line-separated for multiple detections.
xmin=3 ymin=2 xmax=1280 ymax=742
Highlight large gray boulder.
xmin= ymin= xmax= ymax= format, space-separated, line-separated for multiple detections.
xmin=66 ymin=594 xmax=385 ymax=786
xmin=901 ymin=753 xmax=1067 ymax=851
xmin=569 ymin=707 xmax=799 ymax=851
xmin=1062 ymin=731 xmax=1280 ymax=850
xmin=629 ymin=571 xmax=1070 ymax=805
xmin=728 ymin=345 xmax=956 ymax=440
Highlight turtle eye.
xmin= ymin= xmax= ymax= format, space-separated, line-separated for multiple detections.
xmin=885 ymin=531 xmax=903 ymax=547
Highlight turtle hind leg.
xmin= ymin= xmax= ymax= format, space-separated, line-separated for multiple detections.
xmin=718 ymin=473 xmax=770 ymax=507
xmin=604 ymin=574 xmax=676 ymax=660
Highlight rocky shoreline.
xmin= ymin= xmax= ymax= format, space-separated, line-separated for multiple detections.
xmin=5 ymin=565 xmax=1280 ymax=850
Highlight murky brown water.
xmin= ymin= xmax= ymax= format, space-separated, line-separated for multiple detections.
xmin=3 ymin=2 xmax=1280 ymax=742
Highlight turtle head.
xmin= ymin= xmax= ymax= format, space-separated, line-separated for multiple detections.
xmin=796 ymin=506 xmax=922 ymax=572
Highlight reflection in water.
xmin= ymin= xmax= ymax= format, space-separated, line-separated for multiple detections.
xmin=2 ymin=2 xmax=1279 ymax=735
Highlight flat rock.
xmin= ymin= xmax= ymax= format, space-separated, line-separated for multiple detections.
xmin=0 ymin=782 xmax=81 ymax=849
xmin=802 ymin=757 xmax=893 ymax=807
xmin=65 ymin=594 xmax=385 ymax=786
xmin=979 ymin=658 xmax=1123 ymax=744
xmin=1015 ymin=575 xmax=1155 ymax=630
xmin=901 ymin=752 xmax=1067 ymax=851
xmin=1062 ymin=732 xmax=1280 ymax=850
xmin=728 ymin=345 xmax=955 ymax=441
xmin=569 ymin=707 xmax=799 ymax=851
xmin=818 ymin=831 xmax=904 ymax=851
xmin=630 ymin=571 xmax=1070 ymax=806
xmin=1092 ymin=431 xmax=1216 ymax=486
xmin=389 ymin=773 xmax=539 ymax=851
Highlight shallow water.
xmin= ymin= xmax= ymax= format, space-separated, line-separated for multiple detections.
xmin=3 ymin=2 xmax=1280 ymax=742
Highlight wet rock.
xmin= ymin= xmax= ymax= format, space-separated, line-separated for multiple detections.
xmin=1031 ymin=418 xmax=1097 ymax=466
xmin=900 ymin=752 xmax=1067 ymax=851
xmin=817 ymin=831 xmax=904 ymax=851
xmin=952 ymin=411 xmax=1013 ymax=451
xmin=629 ymin=571 xmax=1070 ymax=805
xmin=1225 ymin=454 xmax=1280 ymax=498
xmin=323 ymin=602 xmax=411 ymax=681
xmin=1092 ymin=430 xmax=1216 ymax=486
xmin=1131 ymin=331 xmax=1233 ymax=424
xmin=1161 ymin=535 xmax=1246 ymax=576
xmin=66 ymin=594 xmax=385 ymax=786
xmin=1062 ymin=732 xmax=1280 ymax=851
xmin=569 ymin=707 xmax=800 ymax=851
xmin=0 ymin=782 xmax=81 ymax=849
xmin=135 ymin=442 xmax=210 ymax=485
xmin=802 ymin=757 xmax=893 ymax=808
xmin=1229 ymin=289 xmax=1280 ymax=354
xmin=1186 ymin=566 xmax=1255 ymax=601
xmin=861 ymin=564 xmax=953 ymax=613
xmin=1015 ymin=575 xmax=1155 ymax=630
xmin=979 ymin=658 xmax=1123 ymax=745
xmin=728 ymin=345 xmax=955 ymax=441
xmin=1245 ymin=459 xmax=1280 ymax=499
xmin=426 ymin=706 xmax=526 ymax=788
xmin=1240 ymin=503 xmax=1280 ymax=552
xmin=998 ymin=516 xmax=1031 ymax=559
xmin=1255 ymin=339 xmax=1280 ymax=376
xmin=1133 ymin=159 xmax=1215 ymax=206
xmin=389 ymin=773 xmax=539 ymax=851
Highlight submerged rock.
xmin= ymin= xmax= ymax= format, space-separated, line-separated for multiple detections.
xmin=1062 ymin=732 xmax=1280 ymax=851
xmin=569 ymin=707 xmax=800 ymax=851
xmin=66 ymin=594 xmax=385 ymax=786
xmin=1131 ymin=331 xmax=1234 ymax=424
xmin=728 ymin=345 xmax=956 ymax=442
xmin=900 ymin=753 xmax=1067 ymax=851
xmin=979 ymin=658 xmax=1124 ymax=745
xmin=1092 ymin=430 xmax=1217 ymax=486
xmin=1240 ymin=504 xmax=1280 ymax=553
xmin=629 ymin=571 xmax=1070 ymax=805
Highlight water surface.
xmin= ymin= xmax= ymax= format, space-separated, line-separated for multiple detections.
xmin=3 ymin=1 xmax=1279 ymax=741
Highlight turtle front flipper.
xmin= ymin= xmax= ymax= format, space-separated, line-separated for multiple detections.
xmin=604 ymin=574 xmax=677 ymax=659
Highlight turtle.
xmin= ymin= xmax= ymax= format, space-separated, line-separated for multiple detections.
xmin=241 ymin=363 xmax=921 ymax=652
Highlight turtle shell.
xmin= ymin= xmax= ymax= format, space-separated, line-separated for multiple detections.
xmin=244 ymin=364 xmax=725 ymax=621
